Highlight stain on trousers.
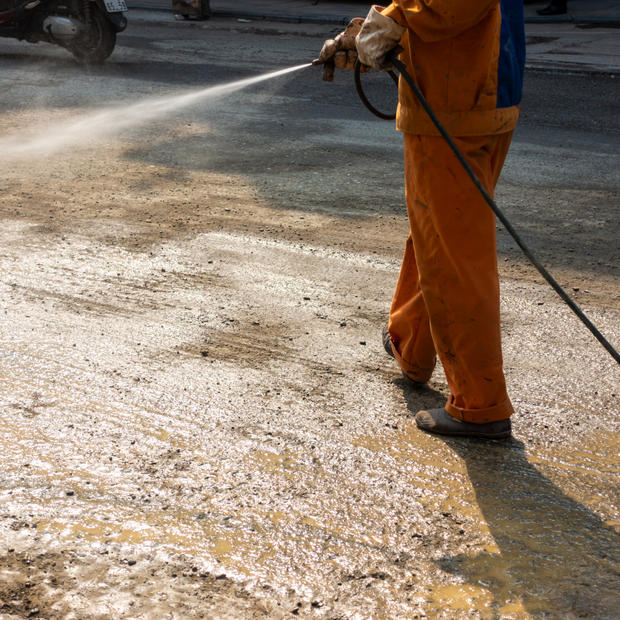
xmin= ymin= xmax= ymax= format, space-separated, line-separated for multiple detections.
xmin=388 ymin=131 xmax=515 ymax=423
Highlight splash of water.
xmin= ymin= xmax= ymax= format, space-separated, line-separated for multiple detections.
xmin=0 ymin=63 xmax=311 ymax=161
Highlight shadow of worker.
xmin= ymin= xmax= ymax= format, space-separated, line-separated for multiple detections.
xmin=434 ymin=437 xmax=620 ymax=619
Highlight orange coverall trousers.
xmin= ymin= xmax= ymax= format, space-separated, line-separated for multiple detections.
xmin=388 ymin=131 xmax=515 ymax=424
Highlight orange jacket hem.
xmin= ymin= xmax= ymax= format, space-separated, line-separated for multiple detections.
xmin=396 ymin=104 xmax=520 ymax=137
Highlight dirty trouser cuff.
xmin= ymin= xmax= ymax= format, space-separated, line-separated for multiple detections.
xmin=446 ymin=395 xmax=514 ymax=424
xmin=390 ymin=338 xmax=435 ymax=384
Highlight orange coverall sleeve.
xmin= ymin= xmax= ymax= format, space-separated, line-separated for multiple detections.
xmin=381 ymin=0 xmax=500 ymax=42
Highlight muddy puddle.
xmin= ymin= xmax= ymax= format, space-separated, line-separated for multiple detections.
xmin=2 ymin=220 xmax=619 ymax=619
xmin=2 ymin=18 xmax=620 ymax=617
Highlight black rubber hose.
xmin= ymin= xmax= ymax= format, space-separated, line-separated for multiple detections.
xmin=354 ymin=64 xmax=399 ymax=120
xmin=354 ymin=54 xmax=620 ymax=366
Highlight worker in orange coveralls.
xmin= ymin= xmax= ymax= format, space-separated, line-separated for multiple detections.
xmin=319 ymin=1 xmax=525 ymax=439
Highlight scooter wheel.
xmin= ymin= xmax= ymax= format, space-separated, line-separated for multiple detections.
xmin=71 ymin=4 xmax=117 ymax=65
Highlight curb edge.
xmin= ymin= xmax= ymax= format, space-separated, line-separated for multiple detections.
xmin=126 ymin=5 xmax=354 ymax=25
xmin=127 ymin=5 xmax=620 ymax=28
xmin=524 ymin=14 xmax=620 ymax=27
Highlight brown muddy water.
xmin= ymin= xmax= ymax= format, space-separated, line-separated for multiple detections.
xmin=1 ymin=14 xmax=620 ymax=620
xmin=1 ymin=157 xmax=619 ymax=618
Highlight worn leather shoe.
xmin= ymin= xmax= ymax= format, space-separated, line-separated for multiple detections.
xmin=382 ymin=323 xmax=395 ymax=359
xmin=382 ymin=324 xmax=426 ymax=388
xmin=415 ymin=408 xmax=512 ymax=439
xmin=536 ymin=2 xmax=567 ymax=16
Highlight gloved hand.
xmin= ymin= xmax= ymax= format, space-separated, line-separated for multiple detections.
xmin=318 ymin=17 xmax=367 ymax=82
xmin=356 ymin=5 xmax=406 ymax=71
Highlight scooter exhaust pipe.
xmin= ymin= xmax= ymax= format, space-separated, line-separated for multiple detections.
xmin=42 ymin=16 xmax=84 ymax=40
xmin=346 ymin=53 xmax=620 ymax=366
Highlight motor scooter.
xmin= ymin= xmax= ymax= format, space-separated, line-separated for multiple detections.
xmin=0 ymin=0 xmax=127 ymax=64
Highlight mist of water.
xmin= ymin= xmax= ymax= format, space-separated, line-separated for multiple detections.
xmin=0 ymin=63 xmax=311 ymax=161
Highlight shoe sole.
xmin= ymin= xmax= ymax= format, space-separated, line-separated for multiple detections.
xmin=402 ymin=372 xmax=426 ymax=389
xmin=415 ymin=420 xmax=512 ymax=439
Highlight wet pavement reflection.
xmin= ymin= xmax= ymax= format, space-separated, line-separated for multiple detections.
xmin=1 ymin=17 xmax=620 ymax=618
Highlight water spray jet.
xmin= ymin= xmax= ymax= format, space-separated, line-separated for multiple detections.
xmin=0 ymin=63 xmax=311 ymax=161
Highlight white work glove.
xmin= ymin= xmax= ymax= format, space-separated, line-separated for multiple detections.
xmin=356 ymin=5 xmax=406 ymax=71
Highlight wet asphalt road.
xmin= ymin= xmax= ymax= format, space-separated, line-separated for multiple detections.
xmin=0 ymin=12 xmax=619 ymax=620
